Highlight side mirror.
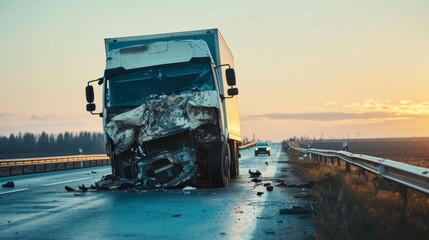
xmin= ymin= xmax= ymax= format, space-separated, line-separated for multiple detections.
xmin=86 ymin=85 xmax=95 ymax=103
xmin=86 ymin=103 xmax=96 ymax=112
xmin=226 ymin=68 xmax=236 ymax=86
xmin=85 ymin=77 xmax=103 ymax=116
xmin=227 ymin=88 xmax=239 ymax=96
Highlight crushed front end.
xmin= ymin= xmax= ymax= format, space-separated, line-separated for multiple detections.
xmin=104 ymin=91 xmax=221 ymax=189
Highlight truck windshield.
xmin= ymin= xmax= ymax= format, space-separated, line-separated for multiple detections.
xmin=106 ymin=63 xmax=215 ymax=107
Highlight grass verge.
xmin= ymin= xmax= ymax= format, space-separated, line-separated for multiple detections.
xmin=287 ymin=150 xmax=429 ymax=240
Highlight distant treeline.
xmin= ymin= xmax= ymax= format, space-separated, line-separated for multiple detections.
xmin=0 ymin=131 xmax=105 ymax=159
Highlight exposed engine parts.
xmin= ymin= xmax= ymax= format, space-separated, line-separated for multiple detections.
xmin=124 ymin=148 xmax=197 ymax=188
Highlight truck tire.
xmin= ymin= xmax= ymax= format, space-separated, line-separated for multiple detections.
xmin=229 ymin=141 xmax=239 ymax=177
xmin=209 ymin=141 xmax=231 ymax=187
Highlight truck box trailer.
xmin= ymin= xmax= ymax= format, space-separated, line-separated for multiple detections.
xmin=85 ymin=29 xmax=241 ymax=188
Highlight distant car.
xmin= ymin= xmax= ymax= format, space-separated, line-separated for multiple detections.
xmin=255 ymin=142 xmax=271 ymax=156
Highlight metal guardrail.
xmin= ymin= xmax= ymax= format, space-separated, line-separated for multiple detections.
xmin=289 ymin=145 xmax=429 ymax=195
xmin=0 ymin=154 xmax=109 ymax=166
xmin=239 ymin=142 xmax=256 ymax=150
xmin=0 ymin=154 xmax=110 ymax=177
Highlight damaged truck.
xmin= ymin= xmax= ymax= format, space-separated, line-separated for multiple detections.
xmin=85 ymin=29 xmax=241 ymax=188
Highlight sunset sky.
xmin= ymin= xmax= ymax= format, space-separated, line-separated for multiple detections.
xmin=0 ymin=0 xmax=428 ymax=141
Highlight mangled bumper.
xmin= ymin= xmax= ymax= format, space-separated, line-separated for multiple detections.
xmin=136 ymin=148 xmax=197 ymax=188
xmin=96 ymin=148 xmax=197 ymax=189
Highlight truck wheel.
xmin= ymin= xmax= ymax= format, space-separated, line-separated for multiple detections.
xmin=230 ymin=141 xmax=239 ymax=178
xmin=209 ymin=141 xmax=231 ymax=187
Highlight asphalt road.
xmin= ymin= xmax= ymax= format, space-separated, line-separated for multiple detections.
xmin=0 ymin=143 xmax=315 ymax=240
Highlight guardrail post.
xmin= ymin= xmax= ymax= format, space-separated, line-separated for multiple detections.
xmin=330 ymin=157 xmax=334 ymax=165
xmin=399 ymin=185 xmax=408 ymax=210
xmin=359 ymin=167 xmax=365 ymax=176
xmin=399 ymin=185 xmax=408 ymax=222
xmin=337 ymin=157 xmax=341 ymax=166
xmin=345 ymin=162 xmax=350 ymax=172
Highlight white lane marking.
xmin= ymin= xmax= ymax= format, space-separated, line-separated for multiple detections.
xmin=42 ymin=177 xmax=93 ymax=186
xmin=230 ymin=153 xmax=280 ymax=240
xmin=0 ymin=188 xmax=29 ymax=195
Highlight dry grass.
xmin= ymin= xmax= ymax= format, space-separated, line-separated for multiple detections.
xmin=287 ymin=150 xmax=429 ymax=240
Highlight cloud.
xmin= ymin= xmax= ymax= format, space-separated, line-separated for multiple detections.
xmin=243 ymin=99 xmax=429 ymax=126
xmin=0 ymin=113 xmax=102 ymax=135
xmin=29 ymin=114 xmax=58 ymax=121
xmin=0 ymin=113 xmax=10 ymax=118
xmin=342 ymin=99 xmax=429 ymax=115
xmin=243 ymin=111 xmax=412 ymax=122
xmin=323 ymin=100 xmax=337 ymax=106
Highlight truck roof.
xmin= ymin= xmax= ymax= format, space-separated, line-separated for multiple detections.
xmin=104 ymin=29 xmax=233 ymax=67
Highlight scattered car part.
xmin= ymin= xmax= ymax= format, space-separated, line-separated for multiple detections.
xmin=248 ymin=169 xmax=261 ymax=177
xmin=279 ymin=205 xmax=313 ymax=215
xmin=2 ymin=181 xmax=15 ymax=188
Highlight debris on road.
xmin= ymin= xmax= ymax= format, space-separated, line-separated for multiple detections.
xmin=275 ymin=181 xmax=286 ymax=187
xmin=251 ymin=178 xmax=262 ymax=183
xmin=95 ymin=174 xmax=120 ymax=190
xmin=91 ymin=171 xmax=97 ymax=174
xmin=286 ymin=181 xmax=315 ymax=189
xmin=183 ymin=186 xmax=196 ymax=194
xmin=266 ymin=185 xmax=274 ymax=191
xmin=265 ymin=161 xmax=268 ymax=166
xmin=279 ymin=205 xmax=313 ymax=215
xmin=183 ymin=186 xmax=196 ymax=191
xmin=263 ymin=183 xmax=271 ymax=187
xmin=257 ymin=191 xmax=264 ymax=196
xmin=78 ymin=184 xmax=89 ymax=192
xmin=294 ymin=193 xmax=318 ymax=201
xmin=65 ymin=184 xmax=98 ymax=193
xmin=2 ymin=181 xmax=15 ymax=188
xmin=172 ymin=214 xmax=182 ymax=218
xmin=249 ymin=169 xmax=261 ymax=177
